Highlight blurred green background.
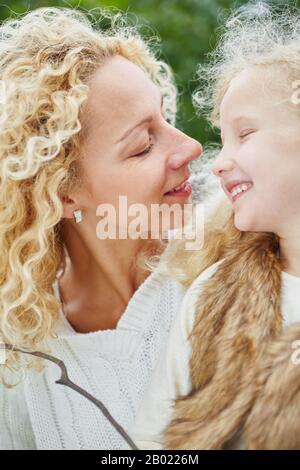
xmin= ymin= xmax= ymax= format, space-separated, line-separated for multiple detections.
xmin=0 ymin=0 xmax=297 ymax=152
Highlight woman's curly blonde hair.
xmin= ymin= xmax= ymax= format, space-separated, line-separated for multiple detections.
xmin=0 ymin=6 xmax=177 ymax=383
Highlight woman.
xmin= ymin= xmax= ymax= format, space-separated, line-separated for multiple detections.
xmin=0 ymin=6 xmax=202 ymax=449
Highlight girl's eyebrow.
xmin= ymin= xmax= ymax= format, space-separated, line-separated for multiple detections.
xmin=221 ymin=115 xmax=258 ymax=144
xmin=231 ymin=114 xmax=259 ymax=126
xmin=114 ymin=94 xmax=164 ymax=144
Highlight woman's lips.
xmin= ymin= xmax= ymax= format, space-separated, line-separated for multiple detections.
xmin=164 ymin=180 xmax=193 ymax=197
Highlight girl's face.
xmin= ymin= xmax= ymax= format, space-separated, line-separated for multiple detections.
xmin=213 ymin=66 xmax=300 ymax=238
xmin=66 ymin=55 xmax=202 ymax=237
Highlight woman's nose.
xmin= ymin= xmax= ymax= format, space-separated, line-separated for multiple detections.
xmin=212 ymin=152 xmax=235 ymax=177
xmin=169 ymin=135 xmax=203 ymax=170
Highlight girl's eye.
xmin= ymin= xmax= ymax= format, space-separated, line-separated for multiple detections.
xmin=239 ymin=129 xmax=255 ymax=139
xmin=132 ymin=141 xmax=154 ymax=157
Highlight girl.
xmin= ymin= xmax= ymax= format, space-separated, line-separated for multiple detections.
xmin=130 ymin=2 xmax=300 ymax=450
xmin=0 ymin=7 xmax=202 ymax=449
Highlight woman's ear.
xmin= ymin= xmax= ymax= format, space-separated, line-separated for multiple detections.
xmin=59 ymin=193 xmax=79 ymax=220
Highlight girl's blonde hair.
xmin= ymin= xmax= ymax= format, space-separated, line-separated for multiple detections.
xmin=195 ymin=0 xmax=300 ymax=126
xmin=0 ymin=6 xmax=177 ymax=382
xmin=159 ymin=1 xmax=300 ymax=287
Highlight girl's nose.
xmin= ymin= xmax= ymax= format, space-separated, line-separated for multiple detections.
xmin=169 ymin=136 xmax=203 ymax=170
xmin=212 ymin=152 xmax=235 ymax=177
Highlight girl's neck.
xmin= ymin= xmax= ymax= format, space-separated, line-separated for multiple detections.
xmin=279 ymin=236 xmax=300 ymax=277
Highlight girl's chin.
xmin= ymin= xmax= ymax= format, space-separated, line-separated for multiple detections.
xmin=233 ymin=214 xmax=263 ymax=233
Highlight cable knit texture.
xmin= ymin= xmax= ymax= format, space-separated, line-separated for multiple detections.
xmin=0 ymin=269 xmax=186 ymax=449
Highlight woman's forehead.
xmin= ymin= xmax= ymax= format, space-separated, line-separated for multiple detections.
xmin=89 ymin=55 xmax=158 ymax=107
xmin=82 ymin=55 xmax=161 ymax=142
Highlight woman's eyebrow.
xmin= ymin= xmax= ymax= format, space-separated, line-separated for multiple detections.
xmin=115 ymin=116 xmax=153 ymax=144
xmin=114 ymin=94 xmax=164 ymax=144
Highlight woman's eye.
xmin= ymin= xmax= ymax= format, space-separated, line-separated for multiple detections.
xmin=132 ymin=141 xmax=154 ymax=157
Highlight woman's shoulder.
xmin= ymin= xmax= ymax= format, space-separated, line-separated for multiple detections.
xmin=0 ymin=377 xmax=35 ymax=449
xmin=0 ymin=376 xmax=27 ymax=405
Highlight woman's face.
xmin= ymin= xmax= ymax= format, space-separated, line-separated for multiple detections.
xmin=212 ymin=66 xmax=300 ymax=238
xmin=66 ymin=55 xmax=202 ymax=238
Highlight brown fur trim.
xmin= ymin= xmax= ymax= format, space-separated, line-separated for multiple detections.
xmin=244 ymin=324 xmax=300 ymax=449
xmin=163 ymin=223 xmax=290 ymax=450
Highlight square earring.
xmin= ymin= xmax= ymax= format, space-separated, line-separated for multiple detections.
xmin=73 ymin=209 xmax=83 ymax=223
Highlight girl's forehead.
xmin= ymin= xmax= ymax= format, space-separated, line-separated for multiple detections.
xmin=225 ymin=68 xmax=267 ymax=100
xmin=223 ymin=65 xmax=294 ymax=108
xmin=219 ymin=69 xmax=260 ymax=123
xmin=220 ymin=66 xmax=286 ymax=120
xmin=218 ymin=66 xmax=300 ymax=136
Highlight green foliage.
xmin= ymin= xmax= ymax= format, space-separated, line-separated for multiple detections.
xmin=1 ymin=0 xmax=299 ymax=148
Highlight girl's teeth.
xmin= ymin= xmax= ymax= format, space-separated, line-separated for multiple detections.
xmin=231 ymin=183 xmax=252 ymax=197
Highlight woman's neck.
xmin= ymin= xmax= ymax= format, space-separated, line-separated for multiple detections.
xmin=57 ymin=225 xmax=164 ymax=332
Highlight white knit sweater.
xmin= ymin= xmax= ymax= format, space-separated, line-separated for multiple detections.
xmin=0 ymin=268 xmax=186 ymax=450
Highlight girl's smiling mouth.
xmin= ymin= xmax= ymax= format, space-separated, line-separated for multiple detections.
xmin=224 ymin=180 xmax=253 ymax=202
